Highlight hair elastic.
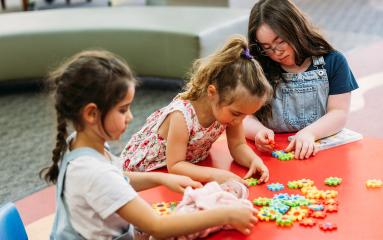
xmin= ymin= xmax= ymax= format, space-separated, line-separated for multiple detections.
xmin=241 ymin=48 xmax=254 ymax=60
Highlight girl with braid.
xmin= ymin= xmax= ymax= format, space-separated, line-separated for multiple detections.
xmin=40 ymin=50 xmax=257 ymax=240
xmin=121 ymin=35 xmax=273 ymax=184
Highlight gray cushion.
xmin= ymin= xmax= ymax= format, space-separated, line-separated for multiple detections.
xmin=0 ymin=6 xmax=249 ymax=81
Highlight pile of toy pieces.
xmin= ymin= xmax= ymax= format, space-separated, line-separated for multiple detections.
xmin=151 ymin=177 xmax=382 ymax=232
xmin=252 ymin=177 xmax=341 ymax=231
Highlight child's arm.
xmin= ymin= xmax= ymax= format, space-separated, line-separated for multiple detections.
xmin=117 ymin=196 xmax=257 ymax=239
xmin=286 ymin=92 xmax=350 ymax=159
xmin=166 ymin=112 xmax=242 ymax=183
xmin=227 ymin=122 xmax=269 ymax=183
xmin=243 ymin=116 xmax=275 ymax=152
xmin=125 ymin=172 xmax=202 ymax=193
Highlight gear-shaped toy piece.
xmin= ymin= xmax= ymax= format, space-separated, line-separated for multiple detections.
xmin=325 ymin=177 xmax=342 ymax=186
xmin=319 ymin=222 xmax=337 ymax=231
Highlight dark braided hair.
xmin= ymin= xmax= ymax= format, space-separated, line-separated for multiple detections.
xmin=40 ymin=50 xmax=136 ymax=184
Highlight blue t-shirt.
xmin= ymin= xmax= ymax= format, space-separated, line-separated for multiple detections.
xmin=306 ymin=51 xmax=358 ymax=94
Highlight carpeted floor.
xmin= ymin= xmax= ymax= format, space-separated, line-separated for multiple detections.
xmin=1 ymin=0 xmax=383 ymax=205
xmin=0 ymin=81 xmax=181 ymax=205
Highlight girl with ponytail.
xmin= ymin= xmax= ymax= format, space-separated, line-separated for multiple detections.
xmin=121 ymin=35 xmax=273 ymax=184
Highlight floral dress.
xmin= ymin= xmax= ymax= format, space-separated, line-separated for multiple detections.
xmin=121 ymin=98 xmax=226 ymax=172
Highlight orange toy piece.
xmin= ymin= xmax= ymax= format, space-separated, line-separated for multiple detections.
xmin=299 ymin=218 xmax=317 ymax=227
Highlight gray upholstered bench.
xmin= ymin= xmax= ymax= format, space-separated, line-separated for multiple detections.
xmin=0 ymin=6 xmax=249 ymax=82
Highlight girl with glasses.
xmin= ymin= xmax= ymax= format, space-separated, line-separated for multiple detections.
xmin=244 ymin=0 xmax=359 ymax=159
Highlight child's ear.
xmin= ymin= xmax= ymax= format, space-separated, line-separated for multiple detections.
xmin=82 ymin=103 xmax=99 ymax=125
xmin=207 ymin=84 xmax=217 ymax=98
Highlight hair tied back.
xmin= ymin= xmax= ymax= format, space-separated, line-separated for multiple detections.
xmin=241 ymin=48 xmax=254 ymax=60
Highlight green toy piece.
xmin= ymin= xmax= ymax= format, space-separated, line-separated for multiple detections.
xmin=325 ymin=177 xmax=342 ymax=186
xmin=276 ymin=215 xmax=294 ymax=227
xmin=253 ymin=197 xmax=271 ymax=206
xmin=245 ymin=177 xmax=258 ymax=186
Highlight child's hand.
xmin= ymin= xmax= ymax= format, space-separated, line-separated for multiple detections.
xmin=243 ymin=157 xmax=269 ymax=183
xmin=254 ymin=128 xmax=275 ymax=152
xmin=213 ymin=170 xmax=243 ymax=184
xmin=286 ymin=130 xmax=319 ymax=159
xmin=225 ymin=204 xmax=258 ymax=235
xmin=162 ymin=174 xmax=203 ymax=193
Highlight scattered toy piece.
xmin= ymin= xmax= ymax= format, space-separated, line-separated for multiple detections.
xmin=325 ymin=177 xmax=342 ymax=186
xmin=310 ymin=210 xmax=327 ymax=219
xmin=276 ymin=215 xmax=294 ymax=227
xmin=319 ymin=222 xmax=337 ymax=231
xmin=325 ymin=204 xmax=338 ymax=213
xmin=366 ymin=179 xmax=383 ymax=188
xmin=267 ymin=183 xmax=285 ymax=192
xmin=299 ymin=218 xmax=317 ymax=227
xmin=253 ymin=197 xmax=271 ymax=206
xmin=272 ymin=150 xmax=294 ymax=161
xmin=245 ymin=177 xmax=258 ymax=186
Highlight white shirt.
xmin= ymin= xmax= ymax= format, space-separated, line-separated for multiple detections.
xmin=65 ymin=151 xmax=137 ymax=239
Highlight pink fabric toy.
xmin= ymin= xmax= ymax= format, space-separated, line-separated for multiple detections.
xmin=172 ymin=180 xmax=253 ymax=240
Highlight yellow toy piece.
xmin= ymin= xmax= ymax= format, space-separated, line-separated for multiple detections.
xmin=366 ymin=179 xmax=383 ymax=188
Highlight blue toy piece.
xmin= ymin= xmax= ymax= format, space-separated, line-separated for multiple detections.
xmin=0 ymin=202 xmax=28 ymax=240
xmin=267 ymin=183 xmax=284 ymax=192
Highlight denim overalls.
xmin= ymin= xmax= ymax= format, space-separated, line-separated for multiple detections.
xmin=265 ymin=56 xmax=329 ymax=133
xmin=50 ymin=148 xmax=133 ymax=240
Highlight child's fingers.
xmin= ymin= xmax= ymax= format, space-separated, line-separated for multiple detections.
xmin=294 ymin=140 xmax=302 ymax=159
xmin=305 ymin=144 xmax=314 ymax=159
xmin=299 ymin=142 xmax=309 ymax=159
xmin=243 ymin=168 xmax=254 ymax=179
xmin=266 ymin=131 xmax=275 ymax=143
xmin=189 ymin=180 xmax=203 ymax=189
xmin=285 ymin=139 xmax=295 ymax=152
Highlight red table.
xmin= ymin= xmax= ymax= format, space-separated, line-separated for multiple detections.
xmin=140 ymin=135 xmax=383 ymax=240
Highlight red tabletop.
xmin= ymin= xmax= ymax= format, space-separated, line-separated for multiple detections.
xmin=140 ymin=134 xmax=383 ymax=240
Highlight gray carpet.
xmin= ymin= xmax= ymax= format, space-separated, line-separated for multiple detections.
xmin=0 ymin=82 xmax=180 ymax=204
xmin=1 ymin=0 xmax=383 ymax=205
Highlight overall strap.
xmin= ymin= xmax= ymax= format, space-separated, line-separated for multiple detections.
xmin=312 ymin=56 xmax=325 ymax=68
xmin=51 ymin=148 xmax=106 ymax=240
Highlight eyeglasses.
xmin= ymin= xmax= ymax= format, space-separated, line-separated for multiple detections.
xmin=259 ymin=41 xmax=288 ymax=56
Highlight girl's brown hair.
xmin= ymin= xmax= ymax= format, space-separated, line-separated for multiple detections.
xmin=248 ymin=0 xmax=334 ymax=123
xmin=179 ymin=35 xmax=272 ymax=106
xmin=40 ymin=50 xmax=136 ymax=184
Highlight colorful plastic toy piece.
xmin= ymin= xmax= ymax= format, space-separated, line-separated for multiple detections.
xmin=245 ymin=177 xmax=258 ymax=186
xmin=152 ymin=201 xmax=177 ymax=216
xmin=267 ymin=183 xmax=284 ymax=192
xmin=296 ymin=179 xmax=314 ymax=188
xmin=253 ymin=197 xmax=271 ymax=206
xmin=323 ymin=198 xmax=338 ymax=205
xmin=287 ymin=181 xmax=300 ymax=189
xmin=270 ymin=200 xmax=290 ymax=214
xmin=323 ymin=190 xmax=338 ymax=199
xmin=310 ymin=210 xmax=327 ymax=219
xmin=276 ymin=215 xmax=294 ymax=227
xmin=366 ymin=179 xmax=383 ymax=188
xmin=325 ymin=177 xmax=342 ymax=186
xmin=325 ymin=204 xmax=338 ymax=213
xmin=287 ymin=207 xmax=308 ymax=221
xmin=273 ymin=193 xmax=290 ymax=200
xmin=271 ymin=150 xmax=294 ymax=161
xmin=262 ymin=207 xmax=281 ymax=221
xmin=319 ymin=222 xmax=337 ymax=231
xmin=299 ymin=218 xmax=317 ymax=227
xmin=257 ymin=207 xmax=272 ymax=221
xmin=308 ymin=204 xmax=324 ymax=211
